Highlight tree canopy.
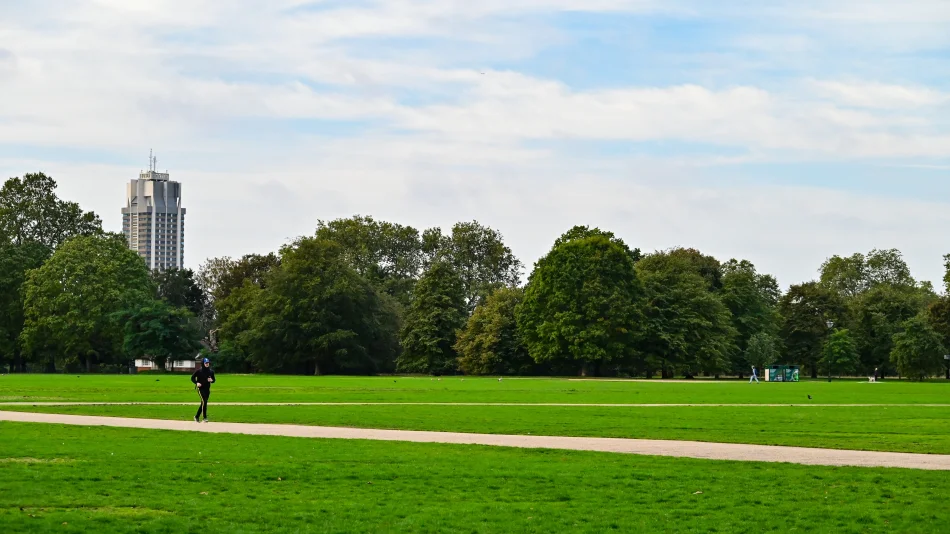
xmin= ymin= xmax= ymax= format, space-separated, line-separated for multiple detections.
xmin=456 ymin=287 xmax=533 ymax=376
xmin=20 ymin=234 xmax=154 ymax=372
xmin=891 ymin=315 xmax=947 ymax=381
xmin=398 ymin=262 xmax=467 ymax=374
xmin=0 ymin=172 xmax=102 ymax=249
xmin=636 ymin=251 xmax=737 ymax=378
xmin=517 ymin=229 xmax=644 ymax=376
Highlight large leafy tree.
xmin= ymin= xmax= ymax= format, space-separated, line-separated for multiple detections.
xmin=0 ymin=242 xmax=50 ymax=372
xmin=237 ymin=237 xmax=399 ymax=375
xmin=927 ymin=297 xmax=950 ymax=379
xmin=744 ymin=332 xmax=780 ymax=372
xmin=720 ymin=259 xmax=781 ymax=375
xmin=214 ymin=282 xmax=265 ymax=373
xmin=849 ymin=284 xmax=933 ymax=377
xmin=431 ymin=221 xmax=523 ymax=313
xmin=517 ymin=229 xmax=643 ymax=376
xmin=114 ymin=302 xmax=203 ymax=371
xmin=398 ymin=262 xmax=467 ymax=374
xmin=820 ymin=329 xmax=860 ymax=379
xmin=20 ymin=234 xmax=154 ymax=372
xmin=197 ymin=253 xmax=280 ymax=306
xmin=636 ymin=251 xmax=737 ymax=378
xmin=891 ymin=315 xmax=947 ymax=381
xmin=0 ymin=173 xmax=102 ymax=248
xmin=152 ymin=268 xmax=206 ymax=317
xmin=552 ymin=226 xmax=642 ymax=262
xmin=779 ymin=282 xmax=845 ymax=378
xmin=456 ymin=287 xmax=533 ymax=376
xmin=820 ymin=249 xmax=915 ymax=298
xmin=315 ymin=215 xmax=425 ymax=307
xmin=666 ymin=248 xmax=724 ymax=292
xmin=943 ymin=253 xmax=950 ymax=294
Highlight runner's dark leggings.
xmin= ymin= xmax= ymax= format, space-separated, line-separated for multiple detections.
xmin=195 ymin=389 xmax=210 ymax=419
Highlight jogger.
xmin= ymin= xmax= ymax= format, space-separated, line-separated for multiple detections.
xmin=750 ymin=366 xmax=759 ymax=384
xmin=191 ymin=358 xmax=215 ymax=422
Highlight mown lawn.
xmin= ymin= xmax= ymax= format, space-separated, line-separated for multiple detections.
xmin=7 ymin=403 xmax=950 ymax=455
xmin=1 ymin=422 xmax=947 ymax=533
xmin=1 ymin=374 xmax=948 ymax=404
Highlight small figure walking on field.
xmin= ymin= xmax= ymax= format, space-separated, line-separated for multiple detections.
xmin=870 ymin=367 xmax=879 ymax=383
xmin=750 ymin=366 xmax=759 ymax=384
xmin=191 ymin=358 xmax=215 ymax=423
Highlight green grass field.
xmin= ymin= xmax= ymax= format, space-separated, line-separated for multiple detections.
xmin=2 ymin=374 xmax=949 ymax=403
xmin=3 ymin=375 xmax=949 ymax=454
xmin=4 ymin=375 xmax=950 ymax=532
xmin=2 ymin=422 xmax=948 ymax=533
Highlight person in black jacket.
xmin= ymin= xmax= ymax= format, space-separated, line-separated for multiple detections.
xmin=191 ymin=358 xmax=215 ymax=422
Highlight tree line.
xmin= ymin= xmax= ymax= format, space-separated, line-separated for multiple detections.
xmin=1 ymin=172 xmax=948 ymax=380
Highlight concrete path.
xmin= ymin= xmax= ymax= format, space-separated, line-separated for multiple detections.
xmin=2 ymin=401 xmax=949 ymax=407
xmin=2 ymin=410 xmax=949 ymax=471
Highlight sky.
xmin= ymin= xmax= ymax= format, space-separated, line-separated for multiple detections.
xmin=1 ymin=0 xmax=949 ymax=288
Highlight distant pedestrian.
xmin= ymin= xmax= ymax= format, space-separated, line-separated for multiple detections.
xmin=191 ymin=358 xmax=215 ymax=423
xmin=750 ymin=366 xmax=759 ymax=384
xmin=874 ymin=367 xmax=879 ymax=382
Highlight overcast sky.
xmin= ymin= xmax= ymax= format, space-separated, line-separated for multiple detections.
xmin=1 ymin=1 xmax=949 ymax=288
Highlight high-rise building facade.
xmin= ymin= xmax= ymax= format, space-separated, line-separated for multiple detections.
xmin=122 ymin=153 xmax=185 ymax=271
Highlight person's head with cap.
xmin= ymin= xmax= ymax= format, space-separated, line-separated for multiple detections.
xmin=202 ymin=358 xmax=210 ymax=367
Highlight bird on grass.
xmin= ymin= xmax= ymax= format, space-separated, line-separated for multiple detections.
xmin=807 ymin=395 xmax=812 ymax=400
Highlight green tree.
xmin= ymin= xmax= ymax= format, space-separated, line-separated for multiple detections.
xmin=720 ymin=259 xmax=781 ymax=375
xmin=553 ymin=225 xmax=642 ymax=262
xmin=636 ymin=251 xmax=737 ymax=378
xmin=430 ymin=221 xmax=523 ymax=313
xmin=114 ymin=301 xmax=202 ymax=371
xmin=152 ymin=268 xmax=206 ymax=316
xmin=398 ymin=262 xmax=467 ymax=374
xmin=197 ymin=253 xmax=279 ymax=306
xmin=820 ymin=329 xmax=860 ymax=379
xmin=850 ymin=284 xmax=932 ymax=377
xmin=820 ymin=249 xmax=915 ymax=298
xmin=214 ymin=282 xmax=265 ymax=373
xmin=779 ymin=282 xmax=845 ymax=378
xmin=891 ymin=316 xmax=947 ymax=381
xmin=0 ymin=173 xmax=102 ymax=248
xmin=745 ymin=332 xmax=780 ymax=372
xmin=666 ymin=248 xmax=724 ymax=292
xmin=927 ymin=297 xmax=950 ymax=379
xmin=20 ymin=234 xmax=154 ymax=372
xmin=456 ymin=287 xmax=533 ymax=375
xmin=241 ymin=238 xmax=400 ymax=375
xmin=517 ymin=229 xmax=644 ymax=376
xmin=315 ymin=215 xmax=424 ymax=307
xmin=943 ymin=253 xmax=950 ymax=294
xmin=0 ymin=242 xmax=50 ymax=372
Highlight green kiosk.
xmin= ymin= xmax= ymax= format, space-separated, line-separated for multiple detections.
xmin=765 ymin=365 xmax=800 ymax=382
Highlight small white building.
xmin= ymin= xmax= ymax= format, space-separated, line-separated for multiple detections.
xmin=134 ymin=356 xmax=200 ymax=373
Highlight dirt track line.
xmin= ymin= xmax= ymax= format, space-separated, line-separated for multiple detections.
xmin=2 ymin=410 xmax=949 ymax=470
xmin=1 ymin=402 xmax=950 ymax=407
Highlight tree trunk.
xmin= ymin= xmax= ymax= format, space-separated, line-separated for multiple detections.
xmin=45 ymin=356 xmax=56 ymax=373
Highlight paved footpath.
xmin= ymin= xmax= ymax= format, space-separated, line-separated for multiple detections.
xmin=3 ymin=410 xmax=950 ymax=471
xmin=3 ymin=402 xmax=950 ymax=407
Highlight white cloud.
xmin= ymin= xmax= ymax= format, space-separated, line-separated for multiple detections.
xmin=810 ymin=80 xmax=949 ymax=109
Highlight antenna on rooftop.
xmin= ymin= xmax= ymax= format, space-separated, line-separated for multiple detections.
xmin=148 ymin=149 xmax=153 ymax=172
